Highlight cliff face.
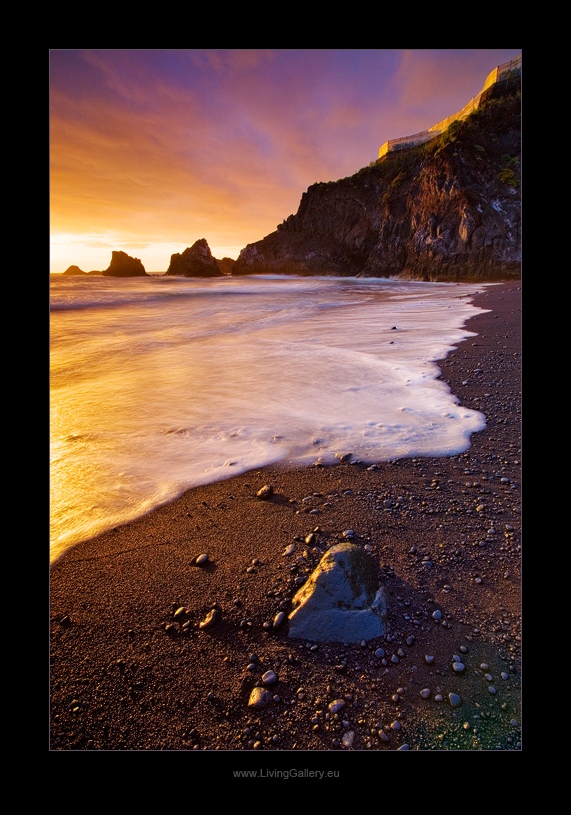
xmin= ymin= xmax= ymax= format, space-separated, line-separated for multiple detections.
xmin=233 ymin=90 xmax=521 ymax=281
xmin=165 ymin=238 xmax=224 ymax=277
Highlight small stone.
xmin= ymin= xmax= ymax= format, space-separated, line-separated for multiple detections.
xmin=342 ymin=730 xmax=355 ymax=747
xmin=375 ymin=648 xmax=385 ymax=658
xmin=273 ymin=611 xmax=285 ymax=629
xmin=488 ymin=686 xmax=497 ymax=694
xmin=329 ymin=699 xmax=346 ymax=714
xmin=256 ymin=485 xmax=274 ymax=500
xmin=262 ymin=670 xmax=278 ymax=685
xmin=432 ymin=610 xmax=442 ymax=620
xmin=248 ymin=688 xmax=272 ymax=709
xmin=390 ymin=720 xmax=401 ymax=731
xmin=448 ymin=693 xmax=462 ymax=708
xmin=283 ymin=544 xmax=296 ymax=556
xmin=198 ymin=609 xmax=220 ymax=629
xmin=452 ymin=662 xmax=465 ymax=673
xmin=424 ymin=655 xmax=435 ymax=665
xmin=420 ymin=688 xmax=431 ymax=699
xmin=195 ymin=553 xmax=209 ymax=566
xmin=397 ymin=744 xmax=410 ymax=750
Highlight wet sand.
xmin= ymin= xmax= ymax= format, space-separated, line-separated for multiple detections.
xmin=50 ymin=282 xmax=521 ymax=760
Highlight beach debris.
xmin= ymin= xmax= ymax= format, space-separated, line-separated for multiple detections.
xmin=256 ymin=484 xmax=274 ymax=500
xmin=287 ymin=542 xmax=387 ymax=643
xmin=248 ymin=687 xmax=272 ymax=709
xmin=195 ymin=553 xmax=209 ymax=566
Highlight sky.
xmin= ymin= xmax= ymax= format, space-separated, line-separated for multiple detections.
xmin=50 ymin=49 xmax=521 ymax=273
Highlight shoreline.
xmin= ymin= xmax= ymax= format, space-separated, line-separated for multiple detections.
xmin=50 ymin=282 xmax=521 ymax=755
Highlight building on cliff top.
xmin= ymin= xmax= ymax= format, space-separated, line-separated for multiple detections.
xmin=378 ymin=54 xmax=521 ymax=160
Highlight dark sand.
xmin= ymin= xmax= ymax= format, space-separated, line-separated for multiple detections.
xmin=50 ymin=282 xmax=521 ymax=758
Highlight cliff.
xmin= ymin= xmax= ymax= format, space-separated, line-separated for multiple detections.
xmin=165 ymin=239 xmax=224 ymax=277
xmin=233 ymin=89 xmax=521 ymax=281
xmin=101 ymin=251 xmax=148 ymax=277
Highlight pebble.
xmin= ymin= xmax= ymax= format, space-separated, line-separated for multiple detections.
xmin=432 ymin=610 xmax=442 ymax=620
xmin=420 ymin=688 xmax=431 ymax=699
xmin=283 ymin=544 xmax=296 ymax=556
xmin=424 ymin=655 xmax=435 ymax=665
xmin=195 ymin=553 xmax=209 ymax=566
xmin=248 ymin=688 xmax=272 ymax=709
xmin=256 ymin=485 xmax=274 ymax=500
xmin=198 ymin=609 xmax=220 ymax=629
xmin=375 ymin=648 xmax=385 ymax=658
xmin=342 ymin=530 xmax=355 ymax=539
xmin=452 ymin=662 xmax=465 ymax=673
xmin=329 ymin=699 xmax=346 ymax=714
xmin=390 ymin=720 xmax=401 ymax=731
xmin=449 ymin=693 xmax=462 ymax=708
xmin=262 ymin=670 xmax=278 ymax=685
xmin=397 ymin=744 xmax=410 ymax=750
xmin=342 ymin=731 xmax=355 ymax=748
xmin=273 ymin=612 xmax=285 ymax=629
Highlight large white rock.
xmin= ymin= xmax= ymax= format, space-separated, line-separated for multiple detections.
xmin=287 ymin=543 xmax=387 ymax=643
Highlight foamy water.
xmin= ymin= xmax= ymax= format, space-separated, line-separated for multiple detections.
xmin=50 ymin=274 xmax=489 ymax=562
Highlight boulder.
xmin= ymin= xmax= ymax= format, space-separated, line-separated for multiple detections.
xmin=287 ymin=543 xmax=387 ymax=643
xmin=101 ymin=251 xmax=147 ymax=277
xmin=165 ymin=239 xmax=224 ymax=277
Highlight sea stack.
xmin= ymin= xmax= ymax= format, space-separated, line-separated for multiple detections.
xmin=165 ymin=239 xmax=224 ymax=277
xmin=101 ymin=251 xmax=148 ymax=277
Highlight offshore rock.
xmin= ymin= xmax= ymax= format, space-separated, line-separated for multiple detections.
xmin=102 ymin=251 xmax=148 ymax=277
xmin=165 ymin=239 xmax=224 ymax=277
xmin=287 ymin=543 xmax=387 ymax=643
xmin=62 ymin=265 xmax=87 ymax=275
xmin=233 ymin=88 xmax=521 ymax=282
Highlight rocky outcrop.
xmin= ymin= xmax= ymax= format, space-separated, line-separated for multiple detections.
xmin=62 ymin=265 xmax=87 ymax=275
xmin=165 ymin=239 xmax=224 ymax=277
xmin=101 ymin=251 xmax=148 ymax=277
xmin=287 ymin=543 xmax=387 ymax=643
xmin=215 ymin=256 xmax=235 ymax=276
xmin=233 ymin=89 xmax=521 ymax=282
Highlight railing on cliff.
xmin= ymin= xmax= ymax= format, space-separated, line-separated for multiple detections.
xmin=377 ymin=54 xmax=521 ymax=159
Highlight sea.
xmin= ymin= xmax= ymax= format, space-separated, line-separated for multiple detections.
xmin=50 ymin=273 xmax=490 ymax=563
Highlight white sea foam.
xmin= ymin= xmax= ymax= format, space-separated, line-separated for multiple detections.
xmin=50 ymin=274 xmax=489 ymax=561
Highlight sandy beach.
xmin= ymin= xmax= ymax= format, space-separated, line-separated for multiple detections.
xmin=50 ymin=282 xmax=521 ymax=757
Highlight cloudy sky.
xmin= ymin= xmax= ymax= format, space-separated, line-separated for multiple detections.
xmin=50 ymin=49 xmax=521 ymax=273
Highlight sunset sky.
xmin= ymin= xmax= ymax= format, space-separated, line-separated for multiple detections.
xmin=50 ymin=49 xmax=521 ymax=273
